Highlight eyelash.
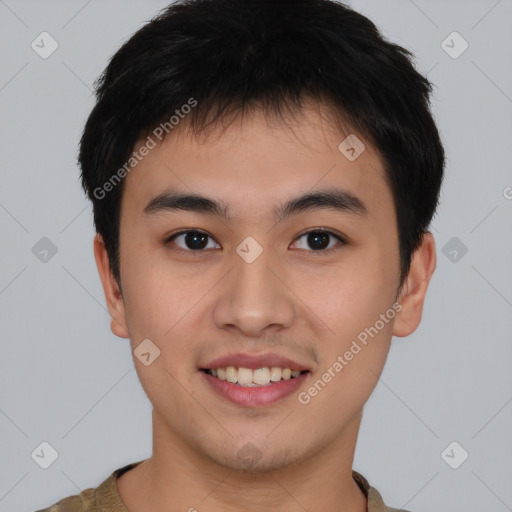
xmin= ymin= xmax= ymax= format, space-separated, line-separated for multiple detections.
xmin=164 ymin=228 xmax=346 ymax=256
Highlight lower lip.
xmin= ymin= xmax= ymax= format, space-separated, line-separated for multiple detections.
xmin=200 ymin=370 xmax=309 ymax=407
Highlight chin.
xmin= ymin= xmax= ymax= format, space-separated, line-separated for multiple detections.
xmin=206 ymin=440 xmax=306 ymax=474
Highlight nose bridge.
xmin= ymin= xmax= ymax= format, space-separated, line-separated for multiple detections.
xmin=213 ymin=239 xmax=295 ymax=335
xmin=235 ymin=245 xmax=275 ymax=299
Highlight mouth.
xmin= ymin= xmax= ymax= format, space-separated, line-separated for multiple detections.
xmin=200 ymin=366 xmax=310 ymax=387
xmin=199 ymin=352 xmax=313 ymax=407
xmin=200 ymin=366 xmax=310 ymax=407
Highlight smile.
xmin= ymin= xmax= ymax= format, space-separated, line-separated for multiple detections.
xmin=200 ymin=367 xmax=310 ymax=407
xmin=202 ymin=366 xmax=309 ymax=387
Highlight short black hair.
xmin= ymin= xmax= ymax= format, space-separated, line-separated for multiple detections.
xmin=79 ymin=0 xmax=445 ymax=290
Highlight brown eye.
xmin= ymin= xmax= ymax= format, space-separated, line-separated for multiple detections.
xmin=166 ymin=230 xmax=220 ymax=252
xmin=293 ymin=229 xmax=345 ymax=253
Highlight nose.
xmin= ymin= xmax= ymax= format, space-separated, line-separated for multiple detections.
xmin=212 ymin=245 xmax=295 ymax=338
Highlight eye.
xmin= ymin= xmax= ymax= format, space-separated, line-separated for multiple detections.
xmin=165 ymin=228 xmax=346 ymax=255
xmin=165 ymin=230 xmax=220 ymax=253
xmin=292 ymin=229 xmax=345 ymax=254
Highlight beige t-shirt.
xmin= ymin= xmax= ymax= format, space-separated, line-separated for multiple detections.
xmin=35 ymin=460 xmax=411 ymax=512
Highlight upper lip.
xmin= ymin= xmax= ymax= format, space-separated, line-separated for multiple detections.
xmin=201 ymin=352 xmax=311 ymax=372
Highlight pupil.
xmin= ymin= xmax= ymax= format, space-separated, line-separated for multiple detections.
xmin=308 ymin=231 xmax=329 ymax=250
xmin=185 ymin=232 xmax=208 ymax=250
xmin=183 ymin=232 xmax=330 ymax=251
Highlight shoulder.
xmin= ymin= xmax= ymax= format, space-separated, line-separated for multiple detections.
xmin=353 ymin=470 xmax=414 ymax=512
xmin=368 ymin=486 xmax=414 ymax=512
xmin=33 ymin=460 xmax=146 ymax=512
xmin=33 ymin=487 xmax=96 ymax=512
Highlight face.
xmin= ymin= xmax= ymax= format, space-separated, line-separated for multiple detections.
xmin=95 ymin=102 xmax=435 ymax=472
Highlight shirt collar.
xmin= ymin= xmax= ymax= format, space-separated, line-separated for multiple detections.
xmin=97 ymin=460 xmax=402 ymax=512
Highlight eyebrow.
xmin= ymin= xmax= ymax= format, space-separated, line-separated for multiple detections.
xmin=143 ymin=187 xmax=368 ymax=222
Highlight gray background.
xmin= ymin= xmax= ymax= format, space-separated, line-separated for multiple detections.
xmin=0 ymin=1 xmax=511 ymax=511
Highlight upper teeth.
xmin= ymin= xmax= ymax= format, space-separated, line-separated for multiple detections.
xmin=208 ymin=366 xmax=303 ymax=386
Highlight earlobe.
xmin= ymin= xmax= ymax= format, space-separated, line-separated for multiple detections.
xmin=93 ymin=233 xmax=130 ymax=339
xmin=392 ymin=232 xmax=437 ymax=338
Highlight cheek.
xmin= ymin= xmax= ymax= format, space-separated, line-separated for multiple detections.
xmin=121 ymin=261 xmax=202 ymax=400
xmin=120 ymin=247 xmax=208 ymax=367
xmin=298 ymin=275 xmax=395 ymax=422
xmin=120 ymin=245 xmax=175 ymax=341
xmin=295 ymin=247 xmax=397 ymax=403
xmin=299 ymin=254 xmax=397 ymax=338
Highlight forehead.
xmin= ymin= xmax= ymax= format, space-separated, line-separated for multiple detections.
xmin=120 ymin=104 xmax=393 ymax=225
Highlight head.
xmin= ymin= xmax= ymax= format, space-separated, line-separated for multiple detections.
xmin=81 ymin=0 xmax=444 ymax=471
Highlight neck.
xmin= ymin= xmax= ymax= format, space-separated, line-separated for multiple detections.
xmin=118 ymin=410 xmax=367 ymax=512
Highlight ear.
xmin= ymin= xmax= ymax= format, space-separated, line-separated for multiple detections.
xmin=393 ymin=232 xmax=437 ymax=338
xmin=93 ymin=233 xmax=130 ymax=339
